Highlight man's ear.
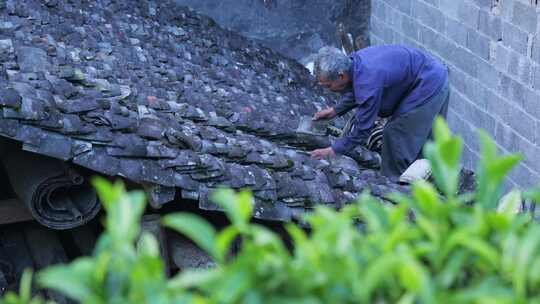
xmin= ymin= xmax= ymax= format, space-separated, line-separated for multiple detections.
xmin=338 ymin=72 xmax=348 ymax=82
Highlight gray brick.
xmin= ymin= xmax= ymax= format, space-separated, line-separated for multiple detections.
xmin=518 ymin=57 xmax=533 ymax=86
xmin=466 ymin=102 xmax=496 ymax=135
xmin=510 ymin=77 xmax=527 ymax=107
xmin=508 ymin=164 xmax=540 ymax=189
xmin=471 ymin=0 xmax=492 ymax=10
xmin=401 ymin=15 xmax=420 ymax=41
xmin=438 ymin=37 xmax=460 ymax=63
xmin=415 ymin=0 xmax=445 ymax=33
xmin=458 ymin=0 xmax=479 ymax=29
xmin=448 ymin=107 xmax=480 ymax=152
xmin=370 ymin=33 xmax=384 ymax=45
xmin=372 ymin=1 xmax=387 ymax=21
xmin=511 ymin=1 xmax=538 ymax=33
xmin=478 ymin=9 xmax=502 ymax=40
xmin=500 ymin=0 xmax=515 ymax=22
xmin=370 ymin=16 xmax=385 ymax=38
xmin=449 ymin=65 xmax=468 ymax=94
xmin=534 ymin=64 xmax=540 ymax=90
xmin=536 ymin=119 xmax=540 ymax=145
xmin=477 ymin=60 xmax=500 ymax=91
xmin=431 ymin=34 xmax=453 ymax=60
xmin=453 ymin=46 xmax=478 ymax=77
xmin=419 ymin=24 xmax=438 ymax=48
xmin=466 ymin=28 xmax=490 ymax=60
xmin=423 ymin=0 xmax=440 ymax=8
xmin=533 ymin=36 xmax=540 ymax=65
xmin=523 ymin=89 xmax=540 ymax=120
xmin=502 ymin=21 xmax=529 ymax=55
xmin=493 ymin=123 xmax=538 ymax=171
xmin=507 ymin=50 xmax=520 ymax=77
xmin=439 ymin=0 xmax=460 ymax=19
xmin=445 ymin=16 xmax=468 ymax=46
xmin=499 ymin=74 xmax=512 ymax=99
xmin=494 ymin=43 xmax=511 ymax=72
xmin=484 ymin=88 xmax=504 ymax=115
xmin=446 ymin=108 xmax=461 ymax=130
xmin=491 ymin=97 xmax=536 ymax=141
xmin=383 ymin=24 xmax=395 ymax=42
xmin=395 ymin=0 xmax=412 ymax=15
xmin=386 ymin=6 xmax=403 ymax=31
xmin=392 ymin=31 xmax=405 ymax=44
xmin=464 ymin=76 xmax=488 ymax=109
xmin=518 ymin=145 xmax=540 ymax=178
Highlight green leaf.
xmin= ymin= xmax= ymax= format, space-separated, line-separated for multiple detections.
xmin=38 ymin=258 xmax=95 ymax=301
xmin=137 ymin=232 xmax=160 ymax=258
xmin=423 ymin=117 xmax=462 ymax=198
xmin=360 ymin=253 xmax=400 ymax=302
xmin=523 ymin=186 xmax=540 ymax=204
xmin=215 ymin=226 xmax=240 ymax=263
xmin=398 ymin=260 xmax=424 ymax=292
xmin=433 ymin=117 xmax=451 ymax=142
xmin=210 ymin=188 xmax=253 ymax=228
xmin=475 ymin=130 xmax=523 ymax=209
xmin=411 ymin=180 xmax=442 ymax=217
xmin=497 ymin=190 xmax=522 ymax=215
xmin=91 ymin=177 xmax=123 ymax=211
xmin=162 ymin=213 xmax=216 ymax=258
xmin=19 ymin=269 xmax=33 ymax=303
xmin=106 ymin=190 xmax=146 ymax=244
xmin=167 ymin=269 xmax=219 ymax=290
xmin=514 ymin=226 xmax=540 ymax=298
xmin=437 ymin=250 xmax=467 ymax=288
xmin=358 ymin=192 xmax=389 ymax=232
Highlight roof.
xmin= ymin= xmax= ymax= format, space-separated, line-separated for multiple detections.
xmin=0 ymin=0 xmax=407 ymax=221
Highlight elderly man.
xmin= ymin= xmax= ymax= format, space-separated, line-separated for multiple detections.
xmin=310 ymin=45 xmax=449 ymax=181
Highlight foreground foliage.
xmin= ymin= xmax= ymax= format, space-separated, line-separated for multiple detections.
xmin=2 ymin=118 xmax=540 ymax=304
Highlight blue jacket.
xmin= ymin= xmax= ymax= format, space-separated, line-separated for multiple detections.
xmin=331 ymin=45 xmax=448 ymax=155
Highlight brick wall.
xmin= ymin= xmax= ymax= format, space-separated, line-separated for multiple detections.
xmin=370 ymin=0 xmax=540 ymax=188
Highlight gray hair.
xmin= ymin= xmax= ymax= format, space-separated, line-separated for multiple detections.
xmin=313 ymin=46 xmax=352 ymax=81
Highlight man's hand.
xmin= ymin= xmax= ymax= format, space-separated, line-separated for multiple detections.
xmin=310 ymin=147 xmax=336 ymax=160
xmin=313 ymin=107 xmax=337 ymax=121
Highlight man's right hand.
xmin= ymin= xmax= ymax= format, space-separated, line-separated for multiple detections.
xmin=313 ymin=107 xmax=337 ymax=121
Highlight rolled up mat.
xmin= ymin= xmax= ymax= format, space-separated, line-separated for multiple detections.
xmin=1 ymin=149 xmax=100 ymax=230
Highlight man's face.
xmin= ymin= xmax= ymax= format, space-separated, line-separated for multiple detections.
xmin=318 ymin=73 xmax=351 ymax=92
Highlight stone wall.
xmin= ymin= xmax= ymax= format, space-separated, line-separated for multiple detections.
xmin=370 ymin=0 xmax=540 ymax=188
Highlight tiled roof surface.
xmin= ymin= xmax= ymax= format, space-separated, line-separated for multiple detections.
xmin=0 ymin=0 xmax=407 ymax=221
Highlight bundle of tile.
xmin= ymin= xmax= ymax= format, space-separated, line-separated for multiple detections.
xmin=0 ymin=0 xmax=409 ymax=223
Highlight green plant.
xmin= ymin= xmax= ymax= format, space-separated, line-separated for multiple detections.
xmin=3 ymin=117 xmax=540 ymax=304
xmin=6 ymin=181 xmax=201 ymax=304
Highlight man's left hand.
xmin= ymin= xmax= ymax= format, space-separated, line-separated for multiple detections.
xmin=310 ymin=147 xmax=336 ymax=160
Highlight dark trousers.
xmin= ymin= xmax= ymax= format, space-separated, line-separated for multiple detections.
xmin=381 ymin=80 xmax=450 ymax=181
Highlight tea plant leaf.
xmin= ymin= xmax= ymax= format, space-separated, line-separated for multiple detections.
xmin=38 ymin=258 xmax=95 ymax=301
xmin=92 ymin=177 xmax=124 ymax=210
xmin=215 ymin=226 xmax=240 ymax=263
xmin=476 ymin=130 xmax=522 ymax=209
xmin=497 ymin=190 xmax=522 ymax=215
xmin=162 ymin=213 xmax=217 ymax=259
xmin=19 ymin=269 xmax=33 ymax=303
xmin=514 ymin=226 xmax=540 ymax=299
xmin=168 ymin=269 xmax=219 ymax=290
xmin=412 ymin=180 xmax=442 ymax=217
xmin=423 ymin=117 xmax=462 ymax=198
xmin=210 ymin=188 xmax=253 ymax=229
xmin=437 ymin=250 xmax=467 ymax=288
xmin=137 ymin=232 xmax=160 ymax=258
